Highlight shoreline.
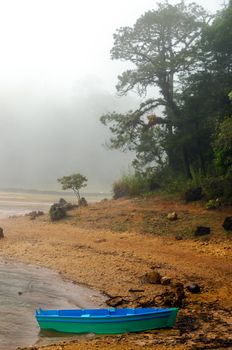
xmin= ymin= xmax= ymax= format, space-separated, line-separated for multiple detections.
xmin=0 ymin=197 xmax=232 ymax=349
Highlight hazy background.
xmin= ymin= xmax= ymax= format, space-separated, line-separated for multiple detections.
xmin=0 ymin=0 xmax=224 ymax=192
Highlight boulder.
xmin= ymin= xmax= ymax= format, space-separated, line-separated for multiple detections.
xmin=143 ymin=271 xmax=161 ymax=284
xmin=78 ymin=197 xmax=88 ymax=207
xmin=58 ymin=198 xmax=78 ymax=211
xmin=0 ymin=227 xmax=4 ymax=239
xmin=186 ymin=282 xmax=201 ymax=294
xmin=185 ymin=187 xmax=203 ymax=202
xmin=167 ymin=212 xmax=178 ymax=221
xmin=222 ymin=217 xmax=232 ymax=231
xmin=49 ymin=203 xmax=66 ymax=221
xmin=59 ymin=198 xmax=67 ymax=206
xmin=106 ymin=296 xmax=125 ymax=307
xmin=194 ymin=226 xmax=211 ymax=237
xmin=153 ymin=282 xmax=185 ymax=307
xmin=161 ymin=276 xmax=172 ymax=285
xmin=175 ymin=234 xmax=183 ymax=241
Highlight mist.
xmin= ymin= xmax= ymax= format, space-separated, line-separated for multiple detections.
xmin=0 ymin=82 xmax=138 ymax=192
xmin=0 ymin=0 xmax=223 ymax=192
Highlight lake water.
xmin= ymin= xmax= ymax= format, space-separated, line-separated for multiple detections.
xmin=0 ymin=261 xmax=106 ymax=349
xmin=0 ymin=190 xmax=111 ymax=219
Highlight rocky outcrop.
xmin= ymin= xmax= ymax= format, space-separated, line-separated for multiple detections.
xmin=49 ymin=203 xmax=67 ymax=221
xmin=58 ymin=198 xmax=78 ymax=211
xmin=49 ymin=198 xmax=79 ymax=221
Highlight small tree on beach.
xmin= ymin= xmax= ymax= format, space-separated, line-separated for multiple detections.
xmin=57 ymin=173 xmax=88 ymax=201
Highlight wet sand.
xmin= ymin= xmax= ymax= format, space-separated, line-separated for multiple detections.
xmin=0 ymin=261 xmax=105 ymax=349
xmin=0 ymin=197 xmax=232 ymax=349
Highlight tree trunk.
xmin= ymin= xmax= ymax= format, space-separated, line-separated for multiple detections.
xmin=182 ymin=147 xmax=192 ymax=179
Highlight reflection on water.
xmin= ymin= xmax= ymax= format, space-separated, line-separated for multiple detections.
xmin=0 ymin=262 xmax=106 ymax=349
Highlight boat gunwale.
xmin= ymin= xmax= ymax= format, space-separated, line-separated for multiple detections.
xmin=35 ymin=308 xmax=178 ymax=320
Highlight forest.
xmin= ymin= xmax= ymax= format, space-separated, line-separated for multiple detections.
xmin=101 ymin=0 xmax=232 ymax=204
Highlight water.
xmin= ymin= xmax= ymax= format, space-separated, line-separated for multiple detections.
xmin=0 ymin=261 xmax=106 ymax=349
xmin=0 ymin=190 xmax=111 ymax=219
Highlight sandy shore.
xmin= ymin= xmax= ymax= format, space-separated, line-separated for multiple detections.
xmin=0 ymin=197 xmax=232 ymax=349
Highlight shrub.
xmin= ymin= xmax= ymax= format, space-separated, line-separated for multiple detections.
xmin=203 ymin=168 xmax=232 ymax=204
xmin=205 ymin=199 xmax=220 ymax=210
xmin=112 ymin=173 xmax=151 ymax=199
xmin=223 ymin=167 xmax=232 ymax=203
xmin=203 ymin=176 xmax=224 ymax=199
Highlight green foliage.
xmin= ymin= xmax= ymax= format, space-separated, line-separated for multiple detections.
xmin=213 ymin=116 xmax=232 ymax=173
xmin=205 ymin=199 xmax=220 ymax=210
xmin=189 ymin=166 xmax=203 ymax=188
xmin=203 ymin=176 xmax=224 ymax=199
xmin=101 ymin=1 xmax=210 ymax=175
xmin=112 ymin=173 xmax=153 ymax=199
xmin=223 ymin=167 xmax=232 ymax=203
xmin=57 ymin=173 xmax=87 ymax=200
xmin=203 ymin=168 xmax=232 ymax=203
xmin=101 ymin=0 xmax=232 ymax=200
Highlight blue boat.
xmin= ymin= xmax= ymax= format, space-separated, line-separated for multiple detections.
xmin=35 ymin=307 xmax=179 ymax=334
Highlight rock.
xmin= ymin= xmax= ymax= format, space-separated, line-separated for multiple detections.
xmin=194 ymin=226 xmax=211 ymax=237
xmin=136 ymin=296 xmax=154 ymax=307
xmin=167 ymin=212 xmax=178 ymax=221
xmin=128 ymin=288 xmax=145 ymax=293
xmin=0 ymin=227 xmax=4 ymax=239
xmin=153 ymin=282 xmax=185 ymax=307
xmin=185 ymin=187 xmax=203 ymax=202
xmin=26 ymin=211 xmax=45 ymax=220
xmin=161 ymin=276 xmax=172 ymax=285
xmin=175 ymin=234 xmax=183 ymax=240
xmin=186 ymin=282 xmax=201 ymax=294
xmin=78 ymin=197 xmax=88 ymax=207
xmin=143 ymin=271 xmax=161 ymax=284
xmin=49 ymin=203 xmax=66 ymax=221
xmin=59 ymin=198 xmax=67 ymax=206
xmin=222 ymin=217 xmax=232 ymax=231
xmin=171 ymin=282 xmax=185 ymax=307
xmin=106 ymin=296 xmax=125 ymax=307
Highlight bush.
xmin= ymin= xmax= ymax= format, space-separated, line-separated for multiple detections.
xmin=203 ymin=176 xmax=224 ymax=199
xmin=223 ymin=167 xmax=232 ymax=203
xmin=203 ymin=168 xmax=232 ymax=204
xmin=112 ymin=173 xmax=151 ymax=199
xmin=205 ymin=199 xmax=220 ymax=210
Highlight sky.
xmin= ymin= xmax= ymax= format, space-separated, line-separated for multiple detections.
xmin=0 ymin=0 xmax=225 ymax=192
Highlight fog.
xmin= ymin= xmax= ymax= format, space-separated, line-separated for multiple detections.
xmin=0 ymin=0 xmax=224 ymax=192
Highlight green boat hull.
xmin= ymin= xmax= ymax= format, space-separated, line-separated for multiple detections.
xmin=36 ymin=308 xmax=178 ymax=334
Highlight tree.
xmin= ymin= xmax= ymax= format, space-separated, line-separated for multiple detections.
xmin=57 ymin=173 xmax=87 ymax=201
xmin=213 ymin=90 xmax=232 ymax=174
xmin=176 ymin=0 xmax=232 ymax=175
xmin=101 ymin=1 xmax=210 ymax=175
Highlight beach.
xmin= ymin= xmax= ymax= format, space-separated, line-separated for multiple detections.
xmin=0 ymin=196 xmax=232 ymax=349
